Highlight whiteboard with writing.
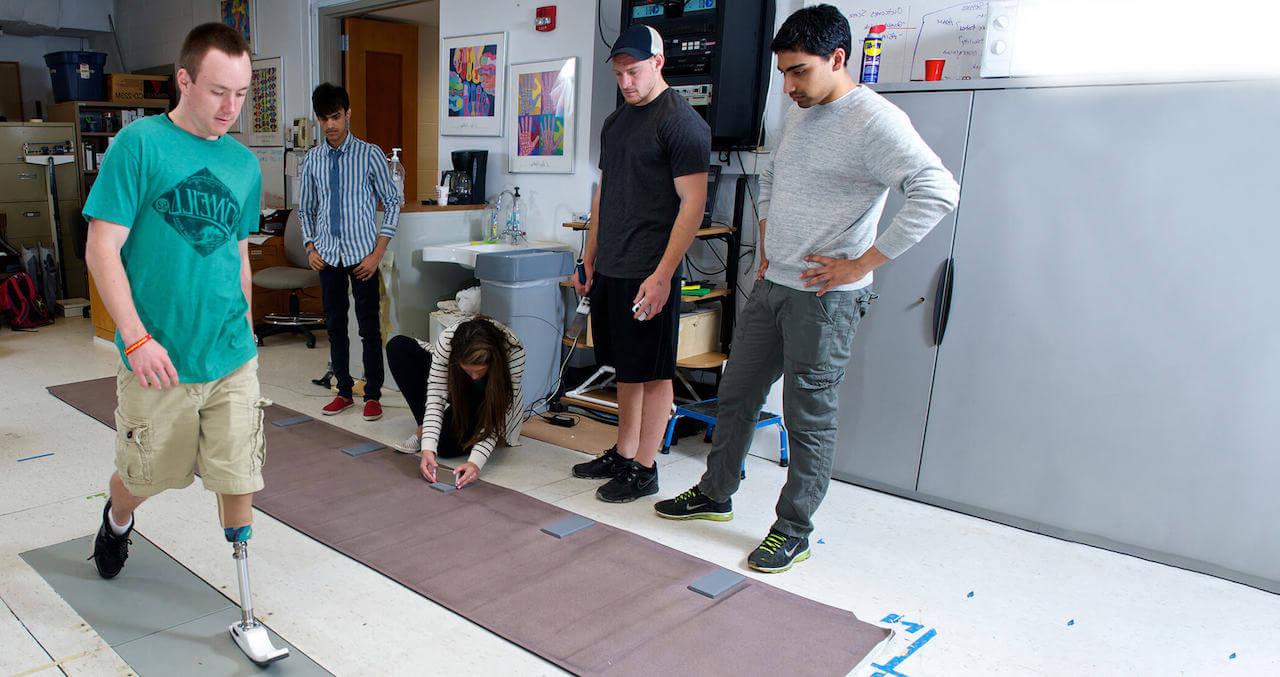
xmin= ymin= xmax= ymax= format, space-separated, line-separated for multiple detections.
xmin=808 ymin=1 xmax=989 ymax=82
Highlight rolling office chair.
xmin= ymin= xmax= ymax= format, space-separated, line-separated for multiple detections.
xmin=252 ymin=210 xmax=324 ymax=348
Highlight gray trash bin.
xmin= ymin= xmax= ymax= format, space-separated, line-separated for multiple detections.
xmin=475 ymin=248 xmax=573 ymax=414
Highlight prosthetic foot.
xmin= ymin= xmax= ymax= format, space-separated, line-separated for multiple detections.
xmin=226 ymin=527 xmax=289 ymax=666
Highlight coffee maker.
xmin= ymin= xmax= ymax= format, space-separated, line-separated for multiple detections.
xmin=443 ymin=149 xmax=487 ymax=205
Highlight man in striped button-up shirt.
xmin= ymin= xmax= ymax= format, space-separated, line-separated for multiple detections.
xmin=299 ymin=83 xmax=403 ymax=421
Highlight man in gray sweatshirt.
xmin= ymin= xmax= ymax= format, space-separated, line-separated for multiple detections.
xmin=656 ymin=4 xmax=960 ymax=573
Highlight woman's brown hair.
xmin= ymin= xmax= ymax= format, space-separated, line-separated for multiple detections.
xmin=448 ymin=317 xmax=516 ymax=448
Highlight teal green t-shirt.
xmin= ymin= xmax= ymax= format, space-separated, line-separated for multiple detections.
xmin=84 ymin=114 xmax=262 ymax=383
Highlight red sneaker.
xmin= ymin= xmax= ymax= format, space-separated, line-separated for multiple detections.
xmin=363 ymin=400 xmax=383 ymax=421
xmin=322 ymin=396 xmax=354 ymax=416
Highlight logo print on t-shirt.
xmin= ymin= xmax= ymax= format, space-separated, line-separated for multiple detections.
xmin=151 ymin=168 xmax=241 ymax=257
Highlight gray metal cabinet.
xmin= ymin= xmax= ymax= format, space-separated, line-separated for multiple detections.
xmin=915 ymin=81 xmax=1280 ymax=590
xmin=831 ymin=91 xmax=971 ymax=492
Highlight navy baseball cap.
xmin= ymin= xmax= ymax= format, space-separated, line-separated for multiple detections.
xmin=609 ymin=24 xmax=664 ymax=61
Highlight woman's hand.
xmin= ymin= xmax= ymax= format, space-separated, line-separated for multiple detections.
xmin=419 ymin=449 xmax=439 ymax=483
xmin=454 ymin=462 xmax=480 ymax=489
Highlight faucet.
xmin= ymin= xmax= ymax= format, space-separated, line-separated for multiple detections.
xmin=502 ymin=186 xmax=526 ymax=245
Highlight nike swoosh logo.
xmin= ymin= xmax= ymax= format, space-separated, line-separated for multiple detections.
xmin=784 ymin=542 xmax=801 ymax=557
xmin=686 ymin=500 xmax=709 ymax=510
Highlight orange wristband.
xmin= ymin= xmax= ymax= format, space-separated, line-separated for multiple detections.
xmin=124 ymin=334 xmax=152 ymax=356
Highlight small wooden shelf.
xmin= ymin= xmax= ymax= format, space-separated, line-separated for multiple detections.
xmin=676 ymin=351 xmax=727 ymax=370
xmin=697 ymin=225 xmax=733 ymax=238
xmin=683 ymin=287 xmax=730 ymax=302
xmin=557 ymin=280 xmax=730 ymax=303
xmin=560 ymin=221 xmax=734 ymax=240
xmin=81 ymin=132 xmax=114 ymax=137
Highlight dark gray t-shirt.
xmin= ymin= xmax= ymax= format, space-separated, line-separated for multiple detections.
xmin=596 ymin=88 xmax=711 ymax=278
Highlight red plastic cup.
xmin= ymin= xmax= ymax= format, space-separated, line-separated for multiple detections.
xmin=924 ymin=59 xmax=945 ymax=81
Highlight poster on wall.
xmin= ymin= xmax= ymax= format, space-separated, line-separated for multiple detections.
xmin=219 ymin=0 xmax=256 ymax=54
xmin=440 ymin=32 xmax=506 ymax=136
xmin=242 ymin=56 xmax=283 ymax=147
xmin=506 ymin=57 xmax=576 ymax=174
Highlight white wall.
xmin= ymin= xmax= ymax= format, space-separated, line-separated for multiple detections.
xmin=438 ymin=0 xmax=599 ymax=247
xmin=112 ymin=0 xmax=313 ymax=141
xmin=0 ymin=33 xmax=87 ymax=119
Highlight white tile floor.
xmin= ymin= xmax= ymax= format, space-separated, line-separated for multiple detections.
xmin=2 ymin=318 xmax=1278 ymax=676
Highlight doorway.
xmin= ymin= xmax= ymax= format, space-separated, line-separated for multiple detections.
xmin=316 ymin=1 xmax=440 ymax=207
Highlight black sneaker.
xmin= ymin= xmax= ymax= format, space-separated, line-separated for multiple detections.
xmin=596 ymin=460 xmax=659 ymax=503
xmin=747 ymin=530 xmax=810 ymax=573
xmin=89 ymin=500 xmax=133 ymax=579
xmin=572 ymin=446 xmax=628 ymax=479
xmin=654 ymin=486 xmax=733 ymax=522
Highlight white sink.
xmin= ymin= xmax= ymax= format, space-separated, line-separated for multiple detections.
xmin=421 ymin=240 xmax=573 ymax=269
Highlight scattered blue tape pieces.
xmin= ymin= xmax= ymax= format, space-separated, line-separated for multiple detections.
xmin=1230 ymin=653 xmax=1237 ymax=660
xmin=1067 ymin=619 xmax=1075 ymax=627
xmin=817 ymin=538 xmax=826 ymax=545
xmin=688 ymin=569 xmax=746 ymax=599
xmin=966 ymin=591 xmax=974 ymax=598
xmin=341 ymin=442 xmax=385 ymax=456
xmin=17 ymin=453 xmax=54 ymax=462
xmin=541 ymin=515 xmax=595 ymax=539
xmin=873 ymin=614 xmax=938 ymax=677
xmin=271 ymin=415 xmax=313 ymax=428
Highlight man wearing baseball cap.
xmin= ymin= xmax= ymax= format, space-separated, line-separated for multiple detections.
xmin=570 ymin=24 xmax=711 ymax=503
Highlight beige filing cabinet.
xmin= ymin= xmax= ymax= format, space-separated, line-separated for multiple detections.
xmin=0 ymin=122 xmax=85 ymax=299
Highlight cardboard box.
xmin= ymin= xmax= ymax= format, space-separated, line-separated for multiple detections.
xmin=106 ymin=74 xmax=170 ymax=106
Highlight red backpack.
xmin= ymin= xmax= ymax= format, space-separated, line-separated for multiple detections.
xmin=0 ymin=272 xmax=54 ymax=330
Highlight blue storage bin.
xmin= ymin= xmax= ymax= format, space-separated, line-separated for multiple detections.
xmin=44 ymin=51 xmax=108 ymax=102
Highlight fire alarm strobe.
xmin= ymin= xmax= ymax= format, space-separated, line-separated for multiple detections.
xmin=536 ymin=5 xmax=556 ymax=32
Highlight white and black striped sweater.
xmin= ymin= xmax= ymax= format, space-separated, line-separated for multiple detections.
xmin=419 ymin=320 xmax=525 ymax=470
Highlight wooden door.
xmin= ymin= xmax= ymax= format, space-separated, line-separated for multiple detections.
xmin=343 ymin=17 xmax=419 ymax=205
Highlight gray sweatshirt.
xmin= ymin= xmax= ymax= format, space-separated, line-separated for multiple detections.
xmin=758 ymin=86 xmax=960 ymax=292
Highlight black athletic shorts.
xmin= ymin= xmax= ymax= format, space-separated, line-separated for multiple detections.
xmin=589 ymin=273 xmax=680 ymax=383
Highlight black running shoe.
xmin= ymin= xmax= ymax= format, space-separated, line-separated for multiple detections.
xmin=654 ymin=486 xmax=733 ymax=522
xmin=89 ymin=500 xmax=133 ymax=579
xmin=747 ymin=530 xmax=810 ymax=573
xmin=596 ymin=460 xmax=659 ymax=503
xmin=572 ymin=446 xmax=628 ymax=479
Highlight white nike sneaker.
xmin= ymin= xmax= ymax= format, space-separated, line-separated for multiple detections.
xmin=393 ymin=432 xmax=421 ymax=454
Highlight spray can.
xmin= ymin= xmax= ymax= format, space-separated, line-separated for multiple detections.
xmin=860 ymin=24 xmax=887 ymax=84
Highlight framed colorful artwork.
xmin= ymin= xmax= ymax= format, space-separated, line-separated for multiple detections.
xmin=242 ymin=56 xmax=283 ymax=147
xmin=439 ymin=32 xmax=506 ymax=136
xmin=506 ymin=57 xmax=576 ymax=173
xmin=219 ymin=0 xmax=256 ymax=54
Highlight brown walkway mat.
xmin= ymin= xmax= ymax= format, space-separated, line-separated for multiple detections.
xmin=49 ymin=377 xmax=890 ymax=676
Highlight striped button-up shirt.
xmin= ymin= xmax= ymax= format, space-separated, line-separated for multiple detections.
xmin=298 ymin=132 xmax=403 ymax=265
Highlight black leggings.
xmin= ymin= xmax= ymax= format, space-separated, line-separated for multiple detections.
xmin=386 ymin=334 xmax=476 ymax=458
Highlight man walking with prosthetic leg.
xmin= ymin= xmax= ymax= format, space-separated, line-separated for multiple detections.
xmin=84 ymin=22 xmax=287 ymax=666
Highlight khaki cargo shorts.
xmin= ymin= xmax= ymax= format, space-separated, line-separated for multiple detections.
xmin=113 ymin=357 xmax=267 ymax=498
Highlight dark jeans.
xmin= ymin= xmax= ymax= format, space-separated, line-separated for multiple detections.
xmin=386 ymin=334 xmax=477 ymax=458
xmin=318 ymin=265 xmax=383 ymax=401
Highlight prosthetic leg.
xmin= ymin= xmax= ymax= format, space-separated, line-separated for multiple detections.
xmin=223 ymin=523 xmax=289 ymax=666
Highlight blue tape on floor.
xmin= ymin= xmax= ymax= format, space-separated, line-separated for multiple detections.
xmin=271 ymin=415 xmax=314 ymax=428
xmin=17 ymin=453 xmax=54 ymax=462
xmin=872 ymin=614 xmax=938 ymax=677
xmin=341 ymin=442 xmax=385 ymax=456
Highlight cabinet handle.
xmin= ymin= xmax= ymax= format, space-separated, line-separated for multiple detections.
xmin=17 ymin=172 xmax=37 ymax=180
xmin=932 ymin=258 xmax=954 ymax=346
xmin=23 ymin=211 xmax=41 ymax=218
